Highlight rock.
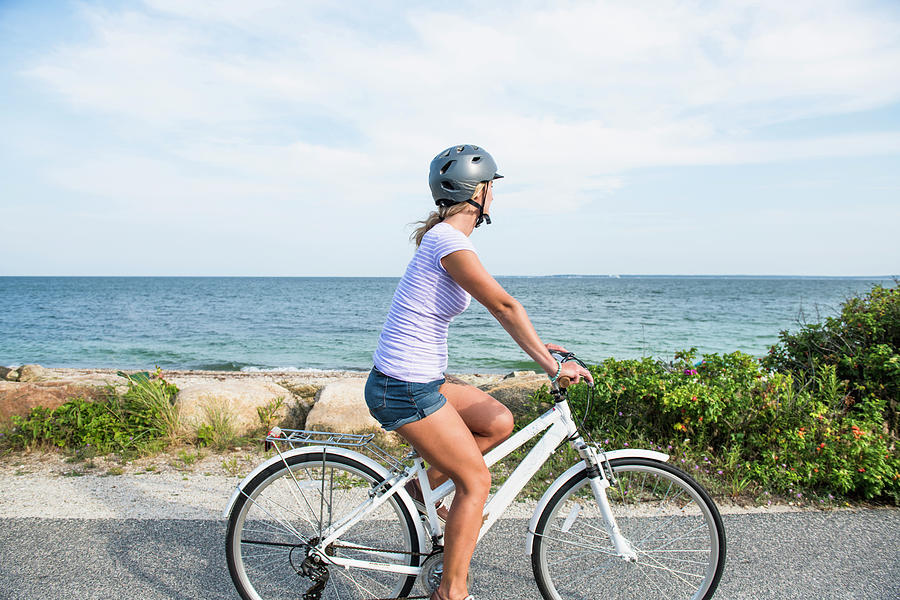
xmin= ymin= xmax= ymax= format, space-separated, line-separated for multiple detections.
xmin=176 ymin=381 xmax=292 ymax=436
xmin=504 ymin=370 xmax=537 ymax=379
xmin=276 ymin=382 xmax=322 ymax=429
xmin=305 ymin=379 xmax=381 ymax=433
xmin=444 ymin=372 xmax=504 ymax=387
xmin=278 ymin=382 xmax=320 ymax=399
xmin=0 ymin=381 xmax=107 ymax=422
xmin=0 ymin=366 xmax=16 ymax=381
xmin=479 ymin=374 xmax=549 ymax=420
xmin=17 ymin=364 xmax=49 ymax=382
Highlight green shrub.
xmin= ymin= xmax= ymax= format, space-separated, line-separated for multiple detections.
xmin=763 ymin=283 xmax=899 ymax=438
xmin=531 ymin=332 xmax=899 ymax=502
xmin=117 ymin=369 xmax=181 ymax=440
xmin=3 ymin=369 xmax=179 ymax=456
xmin=196 ymin=402 xmax=237 ymax=450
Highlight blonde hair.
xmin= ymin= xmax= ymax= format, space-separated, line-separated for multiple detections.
xmin=410 ymin=182 xmax=487 ymax=247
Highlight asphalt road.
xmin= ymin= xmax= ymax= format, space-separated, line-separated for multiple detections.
xmin=1 ymin=510 xmax=898 ymax=599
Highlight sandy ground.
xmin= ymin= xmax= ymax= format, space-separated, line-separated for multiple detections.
xmin=0 ymin=447 xmax=855 ymax=520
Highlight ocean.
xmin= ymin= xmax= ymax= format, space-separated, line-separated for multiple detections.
xmin=0 ymin=276 xmax=893 ymax=373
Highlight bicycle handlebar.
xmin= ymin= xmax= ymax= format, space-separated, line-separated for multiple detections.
xmin=548 ymin=350 xmax=592 ymax=391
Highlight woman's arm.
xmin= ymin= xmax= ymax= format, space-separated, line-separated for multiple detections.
xmin=442 ymin=250 xmax=593 ymax=385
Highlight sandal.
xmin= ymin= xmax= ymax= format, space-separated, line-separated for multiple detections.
xmin=405 ymin=478 xmax=450 ymax=522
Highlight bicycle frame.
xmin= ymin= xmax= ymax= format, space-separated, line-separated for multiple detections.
xmin=224 ymin=395 xmax=670 ymax=578
xmin=435 ymin=399 xmax=578 ymax=541
xmin=312 ymin=398 xmax=601 ymax=575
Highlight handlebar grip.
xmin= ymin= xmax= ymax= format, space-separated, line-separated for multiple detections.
xmin=557 ymin=375 xmax=571 ymax=389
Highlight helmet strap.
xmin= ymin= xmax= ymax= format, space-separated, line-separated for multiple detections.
xmin=465 ymin=199 xmax=491 ymax=228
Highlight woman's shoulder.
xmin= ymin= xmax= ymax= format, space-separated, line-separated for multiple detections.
xmin=424 ymin=222 xmax=467 ymax=244
xmin=421 ymin=223 xmax=476 ymax=262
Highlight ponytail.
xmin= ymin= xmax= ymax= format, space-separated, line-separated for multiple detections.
xmin=410 ymin=182 xmax=487 ymax=246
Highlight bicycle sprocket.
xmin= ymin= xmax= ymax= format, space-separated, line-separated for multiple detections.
xmin=416 ymin=551 xmax=473 ymax=596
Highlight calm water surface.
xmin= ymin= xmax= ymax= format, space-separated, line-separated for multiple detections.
xmin=0 ymin=276 xmax=892 ymax=373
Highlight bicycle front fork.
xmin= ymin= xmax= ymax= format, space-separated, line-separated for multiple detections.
xmin=574 ymin=440 xmax=638 ymax=562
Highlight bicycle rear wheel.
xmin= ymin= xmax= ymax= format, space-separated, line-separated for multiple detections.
xmin=532 ymin=458 xmax=726 ymax=600
xmin=226 ymin=451 xmax=420 ymax=600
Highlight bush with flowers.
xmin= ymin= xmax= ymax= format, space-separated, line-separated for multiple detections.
xmin=762 ymin=283 xmax=899 ymax=439
xmin=531 ymin=283 xmax=899 ymax=503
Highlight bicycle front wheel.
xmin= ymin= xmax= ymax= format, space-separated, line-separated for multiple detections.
xmin=226 ymin=451 xmax=420 ymax=600
xmin=532 ymin=458 xmax=726 ymax=600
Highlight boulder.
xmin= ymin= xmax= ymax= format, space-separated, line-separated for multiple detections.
xmin=276 ymin=382 xmax=321 ymax=429
xmin=17 ymin=364 xmax=49 ymax=382
xmin=0 ymin=366 xmax=16 ymax=381
xmin=278 ymin=382 xmax=320 ymax=399
xmin=175 ymin=380 xmax=292 ymax=436
xmin=0 ymin=381 xmax=108 ymax=422
xmin=504 ymin=370 xmax=537 ymax=379
xmin=479 ymin=373 xmax=549 ymax=420
xmin=305 ymin=379 xmax=381 ymax=433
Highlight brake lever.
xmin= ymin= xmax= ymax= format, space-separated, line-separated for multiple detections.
xmin=549 ymin=349 xmax=575 ymax=362
xmin=549 ymin=350 xmax=595 ymax=388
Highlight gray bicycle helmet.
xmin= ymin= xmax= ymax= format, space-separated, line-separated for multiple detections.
xmin=429 ymin=144 xmax=503 ymax=207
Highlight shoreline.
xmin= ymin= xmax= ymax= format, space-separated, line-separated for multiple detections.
xmin=0 ymin=365 xmax=512 ymax=392
xmin=12 ymin=366 xmax=508 ymax=385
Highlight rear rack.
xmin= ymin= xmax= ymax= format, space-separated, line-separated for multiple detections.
xmin=265 ymin=427 xmax=409 ymax=473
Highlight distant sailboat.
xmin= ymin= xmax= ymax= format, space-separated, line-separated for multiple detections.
xmin=609 ymin=274 xmax=621 ymax=278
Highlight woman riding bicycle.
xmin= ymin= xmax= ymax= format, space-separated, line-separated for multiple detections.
xmin=365 ymin=144 xmax=593 ymax=600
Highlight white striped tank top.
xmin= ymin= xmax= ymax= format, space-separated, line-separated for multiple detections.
xmin=373 ymin=222 xmax=477 ymax=383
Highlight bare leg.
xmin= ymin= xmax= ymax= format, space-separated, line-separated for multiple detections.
xmin=396 ymin=401 xmax=493 ymax=600
xmin=422 ymin=381 xmax=514 ymax=490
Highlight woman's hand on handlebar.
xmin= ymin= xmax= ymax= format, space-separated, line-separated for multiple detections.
xmin=559 ymin=360 xmax=594 ymax=386
xmin=545 ymin=342 xmax=569 ymax=354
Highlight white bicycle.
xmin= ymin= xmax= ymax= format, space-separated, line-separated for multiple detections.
xmin=224 ymin=352 xmax=726 ymax=600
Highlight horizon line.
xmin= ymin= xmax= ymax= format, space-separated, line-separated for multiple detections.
xmin=1 ymin=274 xmax=896 ymax=279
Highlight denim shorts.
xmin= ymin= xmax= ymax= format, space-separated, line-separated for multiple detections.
xmin=364 ymin=367 xmax=447 ymax=431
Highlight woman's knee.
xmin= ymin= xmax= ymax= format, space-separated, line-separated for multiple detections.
xmin=477 ymin=403 xmax=513 ymax=443
xmin=492 ymin=406 xmax=514 ymax=439
xmin=453 ymin=462 xmax=491 ymax=498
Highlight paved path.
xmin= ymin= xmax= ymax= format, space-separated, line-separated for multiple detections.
xmin=1 ymin=510 xmax=897 ymax=599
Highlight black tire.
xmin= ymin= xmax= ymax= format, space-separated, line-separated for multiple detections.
xmin=226 ymin=452 xmax=420 ymax=600
xmin=531 ymin=458 xmax=726 ymax=600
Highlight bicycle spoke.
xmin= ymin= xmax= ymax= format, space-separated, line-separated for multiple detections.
xmin=545 ymin=545 xmax=604 ymax=567
xmin=558 ymin=552 xmax=619 ymax=588
xmin=533 ymin=460 xmax=724 ymax=600
xmin=241 ymin=491 xmax=307 ymax=541
xmin=634 ymin=558 xmax=668 ymax=597
xmin=256 ymin=489 xmax=317 ymax=529
xmin=637 ymin=552 xmax=710 ymax=567
xmin=227 ymin=453 xmax=418 ymax=600
xmin=641 ymin=523 xmax=709 ymax=552
xmin=550 ymin=521 xmax=611 ymax=544
xmin=536 ymin=531 xmax=619 ymax=556
xmin=638 ymin=550 xmax=705 ymax=583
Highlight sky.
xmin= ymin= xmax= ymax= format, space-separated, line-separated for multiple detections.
xmin=1 ymin=0 xmax=898 ymax=277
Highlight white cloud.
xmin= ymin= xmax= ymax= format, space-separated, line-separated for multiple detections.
xmin=25 ymin=1 xmax=900 ymax=170
xmin=4 ymin=0 xmax=900 ymax=274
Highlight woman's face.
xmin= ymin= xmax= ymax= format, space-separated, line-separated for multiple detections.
xmin=482 ymin=180 xmax=494 ymax=213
